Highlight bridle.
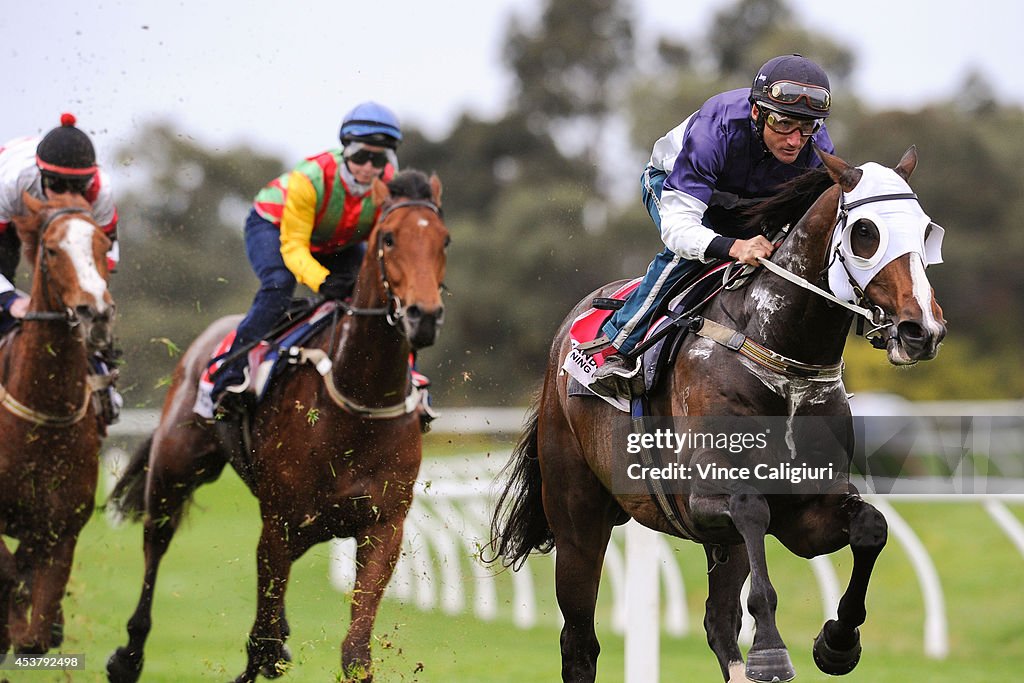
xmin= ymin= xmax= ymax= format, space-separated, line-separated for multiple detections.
xmin=692 ymin=188 xmax=928 ymax=380
xmin=0 ymin=206 xmax=107 ymax=425
xmin=756 ymin=190 xmax=923 ymax=349
xmin=337 ymin=198 xmax=445 ymax=331
xmin=21 ymin=206 xmax=94 ymax=326
xmin=297 ymin=197 xmax=445 ymax=419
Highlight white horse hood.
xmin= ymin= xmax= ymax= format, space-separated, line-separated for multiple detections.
xmin=828 ymin=162 xmax=944 ymax=303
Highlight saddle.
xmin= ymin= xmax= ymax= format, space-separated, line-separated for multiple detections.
xmin=193 ymin=298 xmax=431 ymax=420
xmin=564 ymin=262 xmax=732 ymax=411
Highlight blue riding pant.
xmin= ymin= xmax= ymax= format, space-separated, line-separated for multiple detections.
xmin=213 ymin=209 xmax=365 ymax=391
xmin=600 ymin=166 xmax=705 ymax=356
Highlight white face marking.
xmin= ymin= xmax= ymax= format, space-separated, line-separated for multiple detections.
xmin=58 ymin=217 xmax=109 ymax=312
xmin=418 ymin=218 xmax=430 ymax=227
xmin=910 ymin=253 xmax=943 ymax=337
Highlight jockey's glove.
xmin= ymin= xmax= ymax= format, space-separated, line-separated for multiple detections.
xmin=319 ymin=273 xmax=354 ymax=300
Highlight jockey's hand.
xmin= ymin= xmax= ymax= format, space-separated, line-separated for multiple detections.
xmin=9 ymin=296 xmax=29 ymax=318
xmin=729 ymin=235 xmax=775 ymax=266
xmin=318 ymin=273 xmax=352 ymax=300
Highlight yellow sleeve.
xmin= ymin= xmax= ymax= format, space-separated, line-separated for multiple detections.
xmin=278 ymin=171 xmax=330 ymax=290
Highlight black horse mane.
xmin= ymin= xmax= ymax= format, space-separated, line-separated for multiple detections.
xmin=742 ymin=168 xmax=835 ymax=232
xmin=388 ymin=169 xmax=434 ymax=201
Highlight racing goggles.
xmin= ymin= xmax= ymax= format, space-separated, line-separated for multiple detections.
xmin=41 ymin=173 xmax=94 ymax=195
xmin=764 ymin=111 xmax=822 ymax=137
xmin=345 ymin=148 xmax=389 ymax=168
xmin=765 ymin=80 xmax=831 ymax=112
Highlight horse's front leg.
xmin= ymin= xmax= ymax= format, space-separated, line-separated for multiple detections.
xmin=812 ymin=494 xmax=887 ymax=676
xmin=12 ymin=535 xmax=76 ymax=654
xmin=341 ymin=520 xmax=406 ymax=683
xmin=235 ymin=518 xmax=294 ymax=683
xmin=0 ymin=538 xmax=18 ymax=654
xmin=723 ymin=491 xmax=794 ymax=683
xmin=702 ymin=541 xmax=750 ymax=683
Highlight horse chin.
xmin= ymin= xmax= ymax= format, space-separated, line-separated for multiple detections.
xmin=885 ymin=338 xmax=918 ymax=367
xmin=83 ymin=323 xmax=114 ymax=354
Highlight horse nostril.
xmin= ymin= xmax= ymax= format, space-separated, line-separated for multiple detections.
xmin=75 ymin=305 xmax=94 ymax=322
xmin=405 ymin=304 xmax=423 ymax=321
xmin=897 ymin=320 xmax=927 ymax=347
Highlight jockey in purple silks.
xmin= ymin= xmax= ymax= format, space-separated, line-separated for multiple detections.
xmin=590 ymin=54 xmax=837 ymax=397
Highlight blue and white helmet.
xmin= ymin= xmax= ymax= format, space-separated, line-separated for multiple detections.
xmin=339 ymin=101 xmax=402 ymax=149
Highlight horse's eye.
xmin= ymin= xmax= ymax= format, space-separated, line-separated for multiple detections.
xmin=382 ymin=232 xmax=395 ymax=248
xmin=443 ymin=236 xmax=451 ymax=249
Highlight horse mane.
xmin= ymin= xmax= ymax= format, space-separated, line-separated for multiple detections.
xmin=742 ymin=168 xmax=835 ymax=232
xmin=388 ymin=169 xmax=434 ymax=201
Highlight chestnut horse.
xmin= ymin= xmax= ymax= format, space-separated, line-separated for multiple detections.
xmin=0 ymin=192 xmax=114 ymax=654
xmin=106 ymin=170 xmax=449 ymax=683
xmin=490 ymin=147 xmax=946 ymax=682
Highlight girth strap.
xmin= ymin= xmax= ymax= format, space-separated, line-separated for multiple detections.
xmin=695 ymin=318 xmax=844 ymax=381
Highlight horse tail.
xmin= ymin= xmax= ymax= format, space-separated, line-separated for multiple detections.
xmin=107 ymin=433 xmax=153 ymax=521
xmin=486 ymin=401 xmax=554 ymax=570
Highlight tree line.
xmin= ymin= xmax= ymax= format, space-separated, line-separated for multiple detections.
xmin=100 ymin=0 xmax=1023 ymax=409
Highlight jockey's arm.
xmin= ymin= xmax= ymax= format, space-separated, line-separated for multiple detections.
xmin=278 ymin=171 xmax=330 ymax=291
xmin=659 ymin=188 xmax=772 ymax=267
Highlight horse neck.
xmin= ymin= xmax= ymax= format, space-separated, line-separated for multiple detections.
xmin=3 ymin=312 xmax=89 ymax=410
xmin=733 ymin=189 xmax=853 ymax=364
xmin=329 ymin=253 xmax=412 ymax=405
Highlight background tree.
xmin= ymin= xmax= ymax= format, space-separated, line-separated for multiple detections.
xmin=111 ymin=122 xmax=285 ymax=408
xmin=109 ymin=0 xmax=1023 ymax=408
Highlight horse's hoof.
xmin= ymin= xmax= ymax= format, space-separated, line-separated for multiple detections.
xmin=50 ymin=621 xmax=65 ymax=649
xmin=813 ymin=620 xmax=862 ymax=675
xmin=258 ymin=644 xmax=292 ymax=679
xmin=745 ymin=647 xmax=796 ymax=682
xmin=106 ymin=647 xmax=144 ymax=683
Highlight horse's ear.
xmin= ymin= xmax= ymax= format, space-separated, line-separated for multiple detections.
xmin=15 ymin=191 xmax=42 ymax=263
xmin=371 ymin=177 xmax=391 ymax=206
xmin=429 ymin=173 xmax=443 ymax=208
xmin=21 ymin=191 xmax=44 ymax=216
xmin=894 ymin=145 xmax=918 ymax=181
xmin=813 ymin=142 xmax=863 ymax=192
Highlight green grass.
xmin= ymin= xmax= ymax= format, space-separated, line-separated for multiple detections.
xmin=14 ymin=452 xmax=1024 ymax=682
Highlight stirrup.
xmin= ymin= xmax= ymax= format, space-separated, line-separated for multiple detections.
xmin=591 ymin=355 xmax=644 ymax=398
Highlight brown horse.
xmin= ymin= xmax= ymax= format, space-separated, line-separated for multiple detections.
xmin=490 ymin=147 xmax=946 ymax=682
xmin=0 ymin=192 xmax=114 ymax=654
xmin=106 ymin=170 xmax=449 ymax=683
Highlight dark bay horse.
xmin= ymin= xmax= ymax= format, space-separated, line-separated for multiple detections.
xmin=0 ymin=192 xmax=115 ymax=654
xmin=490 ymin=147 xmax=946 ymax=682
xmin=106 ymin=170 xmax=449 ymax=683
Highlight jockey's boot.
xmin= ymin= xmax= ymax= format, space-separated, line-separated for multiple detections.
xmin=89 ymin=350 xmax=123 ymax=427
xmin=590 ymin=353 xmax=644 ymax=398
xmin=211 ymin=361 xmax=250 ymax=421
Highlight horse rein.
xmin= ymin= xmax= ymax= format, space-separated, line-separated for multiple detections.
xmin=289 ymin=198 xmax=442 ymax=419
xmin=0 ymin=206 xmax=106 ymax=425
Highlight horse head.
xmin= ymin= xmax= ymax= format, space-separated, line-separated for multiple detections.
xmin=366 ymin=171 xmax=449 ymax=349
xmin=15 ymin=191 xmax=115 ymax=352
xmin=817 ymin=146 xmax=946 ymax=364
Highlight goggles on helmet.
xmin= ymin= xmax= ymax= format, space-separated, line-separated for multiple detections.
xmin=764 ymin=80 xmax=831 ymax=112
xmin=763 ymin=110 xmax=823 ymax=138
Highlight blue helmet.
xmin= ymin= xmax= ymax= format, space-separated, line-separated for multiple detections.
xmin=339 ymin=101 xmax=402 ymax=149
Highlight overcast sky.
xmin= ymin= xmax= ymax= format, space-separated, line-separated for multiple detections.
xmin=6 ymin=0 xmax=1021 ymax=178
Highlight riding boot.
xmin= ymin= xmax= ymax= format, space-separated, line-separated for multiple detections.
xmin=590 ymin=354 xmax=644 ymax=398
